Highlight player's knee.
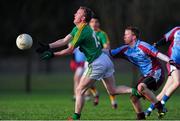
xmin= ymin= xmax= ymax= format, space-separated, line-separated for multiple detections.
xmin=173 ymin=80 xmax=180 ymax=88
xmin=76 ymin=86 xmax=83 ymax=96
xmin=108 ymin=88 xmax=116 ymax=95
xmin=137 ymin=83 xmax=147 ymax=94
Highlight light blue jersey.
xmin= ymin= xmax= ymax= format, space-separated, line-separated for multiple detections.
xmin=164 ymin=26 xmax=180 ymax=64
xmin=73 ymin=48 xmax=86 ymax=63
xmin=110 ymin=40 xmax=162 ymax=78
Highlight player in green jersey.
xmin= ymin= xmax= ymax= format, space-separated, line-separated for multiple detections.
xmin=89 ymin=15 xmax=118 ymax=109
xmin=36 ymin=6 xmax=136 ymax=120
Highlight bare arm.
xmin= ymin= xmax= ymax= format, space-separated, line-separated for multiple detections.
xmin=157 ymin=52 xmax=170 ymax=62
xmin=49 ymin=34 xmax=72 ymax=48
xmin=54 ymin=44 xmax=74 ymax=56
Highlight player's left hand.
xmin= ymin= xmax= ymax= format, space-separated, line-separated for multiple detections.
xmin=40 ymin=50 xmax=54 ymax=60
xmin=169 ymin=60 xmax=180 ymax=69
xmin=36 ymin=41 xmax=50 ymax=53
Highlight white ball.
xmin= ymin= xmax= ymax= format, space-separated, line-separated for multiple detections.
xmin=16 ymin=34 xmax=33 ymax=50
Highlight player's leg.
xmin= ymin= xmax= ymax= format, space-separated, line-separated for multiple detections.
xmin=159 ymin=69 xmax=180 ymax=108
xmin=157 ymin=76 xmax=173 ymax=101
xmin=137 ymin=82 xmax=158 ymax=103
xmin=130 ymin=95 xmax=145 ymax=119
xmin=102 ymin=79 xmax=118 ymax=109
xmin=90 ymin=85 xmax=99 ymax=106
xmin=71 ymin=74 xmax=96 ymax=120
xmin=84 ymin=61 xmax=99 ymax=104
xmin=145 ymin=66 xmax=179 ymax=117
xmin=102 ymin=75 xmax=132 ymax=95
xmin=145 ymin=76 xmax=172 ymax=117
xmin=160 ymin=65 xmax=180 ymax=106
xmin=70 ymin=53 xmax=110 ymax=120
xmin=137 ymin=76 xmax=166 ymax=119
xmin=102 ymin=75 xmax=145 ymax=119
xmin=73 ymin=67 xmax=84 ymax=100
xmin=164 ymin=69 xmax=180 ymax=96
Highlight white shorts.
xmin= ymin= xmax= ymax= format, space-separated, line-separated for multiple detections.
xmin=170 ymin=65 xmax=177 ymax=72
xmin=83 ymin=53 xmax=114 ymax=80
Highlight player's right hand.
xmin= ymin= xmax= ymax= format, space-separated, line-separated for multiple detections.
xmin=36 ymin=41 xmax=50 ymax=53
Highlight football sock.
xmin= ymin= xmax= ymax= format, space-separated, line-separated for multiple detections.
xmin=90 ymin=87 xmax=98 ymax=97
xmin=161 ymin=94 xmax=169 ymax=106
xmin=146 ymin=103 xmax=155 ymax=113
xmin=109 ymin=95 xmax=116 ymax=103
xmin=154 ymin=101 xmax=163 ymax=112
xmin=137 ymin=112 xmax=146 ymax=120
xmin=132 ymin=88 xmax=141 ymax=98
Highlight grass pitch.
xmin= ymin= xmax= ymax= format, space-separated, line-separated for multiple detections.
xmin=0 ymin=73 xmax=179 ymax=120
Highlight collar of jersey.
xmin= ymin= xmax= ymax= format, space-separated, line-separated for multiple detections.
xmin=129 ymin=39 xmax=140 ymax=48
xmin=77 ymin=22 xmax=87 ymax=29
xmin=94 ymin=28 xmax=101 ymax=32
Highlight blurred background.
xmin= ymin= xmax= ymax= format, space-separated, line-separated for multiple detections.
xmin=0 ymin=0 xmax=180 ymax=92
xmin=0 ymin=0 xmax=180 ymax=119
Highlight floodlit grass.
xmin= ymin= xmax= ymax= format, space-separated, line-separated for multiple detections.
xmin=0 ymin=73 xmax=179 ymax=120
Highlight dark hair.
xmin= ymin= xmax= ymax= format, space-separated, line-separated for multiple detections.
xmin=80 ymin=6 xmax=94 ymax=23
xmin=126 ymin=26 xmax=140 ymax=38
xmin=91 ymin=14 xmax=100 ymax=21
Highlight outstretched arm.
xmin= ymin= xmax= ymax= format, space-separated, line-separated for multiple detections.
xmin=154 ymin=37 xmax=167 ymax=47
xmin=157 ymin=52 xmax=180 ymax=69
xmin=49 ymin=34 xmax=72 ymax=48
xmin=54 ymin=44 xmax=74 ymax=56
xmin=157 ymin=52 xmax=170 ymax=62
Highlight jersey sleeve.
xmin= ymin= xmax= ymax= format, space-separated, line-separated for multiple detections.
xmin=70 ymin=25 xmax=85 ymax=48
xmin=164 ymin=27 xmax=180 ymax=42
xmin=138 ymin=41 xmax=159 ymax=57
xmin=164 ymin=29 xmax=173 ymax=42
xmin=110 ymin=45 xmax=128 ymax=58
xmin=70 ymin=26 xmax=77 ymax=37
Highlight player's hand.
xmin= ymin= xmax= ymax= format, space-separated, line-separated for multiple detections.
xmin=36 ymin=41 xmax=50 ymax=53
xmin=169 ymin=60 xmax=180 ymax=69
xmin=40 ymin=50 xmax=54 ymax=60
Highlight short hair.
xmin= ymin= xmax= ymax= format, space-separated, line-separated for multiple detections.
xmin=79 ymin=6 xmax=94 ymax=23
xmin=91 ymin=14 xmax=100 ymax=21
xmin=126 ymin=26 xmax=140 ymax=39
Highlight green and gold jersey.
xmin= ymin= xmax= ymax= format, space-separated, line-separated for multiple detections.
xmin=96 ymin=29 xmax=110 ymax=49
xmin=70 ymin=23 xmax=102 ymax=63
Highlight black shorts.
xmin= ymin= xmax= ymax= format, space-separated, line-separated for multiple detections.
xmin=136 ymin=74 xmax=164 ymax=91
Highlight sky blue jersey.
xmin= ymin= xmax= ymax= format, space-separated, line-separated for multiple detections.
xmin=110 ymin=40 xmax=162 ymax=77
xmin=164 ymin=26 xmax=180 ymax=64
xmin=73 ymin=47 xmax=86 ymax=63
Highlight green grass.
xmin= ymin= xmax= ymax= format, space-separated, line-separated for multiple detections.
xmin=0 ymin=73 xmax=179 ymax=120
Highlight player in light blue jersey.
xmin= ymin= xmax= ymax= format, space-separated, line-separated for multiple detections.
xmin=145 ymin=26 xmax=180 ymax=117
xmin=108 ymin=26 xmax=176 ymax=119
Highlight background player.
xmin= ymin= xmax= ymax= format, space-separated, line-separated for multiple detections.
xmin=145 ymin=26 xmax=180 ymax=117
xmin=89 ymin=15 xmax=118 ymax=109
xmin=109 ymin=26 xmax=174 ymax=119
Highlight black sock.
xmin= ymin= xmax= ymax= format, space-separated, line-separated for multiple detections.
xmin=155 ymin=101 xmax=163 ymax=112
xmin=137 ymin=112 xmax=145 ymax=120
